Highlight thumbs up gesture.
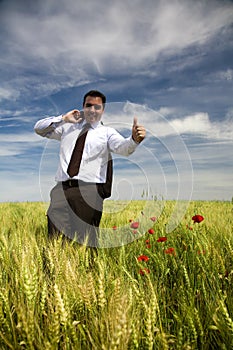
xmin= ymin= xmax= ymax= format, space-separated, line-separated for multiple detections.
xmin=132 ymin=117 xmax=146 ymax=143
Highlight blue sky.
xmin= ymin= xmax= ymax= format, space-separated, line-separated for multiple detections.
xmin=0 ymin=0 xmax=233 ymax=202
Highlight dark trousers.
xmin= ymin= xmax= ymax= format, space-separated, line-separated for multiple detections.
xmin=47 ymin=181 xmax=104 ymax=247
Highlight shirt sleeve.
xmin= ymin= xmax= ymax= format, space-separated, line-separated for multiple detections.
xmin=107 ymin=127 xmax=138 ymax=156
xmin=34 ymin=115 xmax=65 ymax=140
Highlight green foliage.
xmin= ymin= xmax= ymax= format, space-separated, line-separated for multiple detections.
xmin=0 ymin=200 xmax=232 ymax=349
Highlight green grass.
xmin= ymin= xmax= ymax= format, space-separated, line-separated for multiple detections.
xmin=0 ymin=200 xmax=232 ymax=349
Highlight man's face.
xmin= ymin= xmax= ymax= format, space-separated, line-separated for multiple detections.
xmin=83 ymin=96 xmax=104 ymax=124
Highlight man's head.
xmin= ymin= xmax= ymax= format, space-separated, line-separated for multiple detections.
xmin=82 ymin=90 xmax=106 ymax=124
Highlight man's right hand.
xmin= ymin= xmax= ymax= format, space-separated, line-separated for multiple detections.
xmin=62 ymin=110 xmax=84 ymax=123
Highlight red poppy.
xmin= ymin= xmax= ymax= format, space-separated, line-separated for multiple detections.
xmin=164 ymin=247 xmax=176 ymax=256
xmin=137 ymin=255 xmax=149 ymax=262
xmin=197 ymin=250 xmax=206 ymax=255
xmin=192 ymin=215 xmax=204 ymax=223
xmin=157 ymin=236 xmax=167 ymax=243
xmin=130 ymin=221 xmax=139 ymax=229
xmin=150 ymin=216 xmax=156 ymax=222
xmin=146 ymin=244 xmax=151 ymax=249
xmin=139 ymin=268 xmax=150 ymax=275
xmin=112 ymin=225 xmax=117 ymax=230
xmin=148 ymin=228 xmax=155 ymax=234
xmin=186 ymin=224 xmax=193 ymax=230
xmin=145 ymin=239 xmax=150 ymax=244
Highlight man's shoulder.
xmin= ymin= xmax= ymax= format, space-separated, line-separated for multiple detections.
xmin=99 ymin=124 xmax=118 ymax=137
xmin=59 ymin=122 xmax=81 ymax=137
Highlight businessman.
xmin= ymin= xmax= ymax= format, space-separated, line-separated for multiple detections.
xmin=34 ymin=90 xmax=146 ymax=246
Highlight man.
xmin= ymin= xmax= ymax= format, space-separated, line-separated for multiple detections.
xmin=34 ymin=90 xmax=146 ymax=246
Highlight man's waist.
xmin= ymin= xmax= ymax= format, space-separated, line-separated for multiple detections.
xmin=60 ymin=179 xmax=102 ymax=187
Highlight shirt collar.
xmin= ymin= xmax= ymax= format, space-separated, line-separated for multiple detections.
xmin=82 ymin=120 xmax=101 ymax=129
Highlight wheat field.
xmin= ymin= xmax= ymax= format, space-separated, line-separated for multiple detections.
xmin=0 ymin=200 xmax=232 ymax=349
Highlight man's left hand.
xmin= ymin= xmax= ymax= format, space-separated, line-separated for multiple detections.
xmin=132 ymin=117 xmax=146 ymax=143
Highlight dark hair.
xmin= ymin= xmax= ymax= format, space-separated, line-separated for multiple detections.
xmin=83 ymin=90 xmax=106 ymax=108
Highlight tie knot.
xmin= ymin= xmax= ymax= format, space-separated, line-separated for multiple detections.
xmin=82 ymin=123 xmax=91 ymax=131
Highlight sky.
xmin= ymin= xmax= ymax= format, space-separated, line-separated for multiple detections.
xmin=0 ymin=0 xmax=233 ymax=203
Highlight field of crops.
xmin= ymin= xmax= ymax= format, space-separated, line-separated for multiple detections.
xmin=0 ymin=200 xmax=232 ymax=349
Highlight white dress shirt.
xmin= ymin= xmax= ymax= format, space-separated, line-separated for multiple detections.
xmin=34 ymin=115 xmax=139 ymax=183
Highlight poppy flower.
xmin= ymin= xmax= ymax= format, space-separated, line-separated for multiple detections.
xmin=192 ymin=215 xmax=204 ymax=223
xmin=139 ymin=268 xmax=150 ymax=275
xmin=164 ymin=247 xmax=176 ymax=256
xmin=145 ymin=239 xmax=150 ymax=244
xmin=137 ymin=255 xmax=149 ymax=262
xmin=148 ymin=228 xmax=155 ymax=234
xmin=146 ymin=244 xmax=151 ymax=249
xmin=150 ymin=216 xmax=156 ymax=222
xmin=112 ymin=225 xmax=117 ymax=230
xmin=197 ymin=250 xmax=206 ymax=255
xmin=130 ymin=221 xmax=139 ymax=229
xmin=157 ymin=236 xmax=167 ymax=243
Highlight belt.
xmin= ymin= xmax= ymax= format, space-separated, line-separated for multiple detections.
xmin=61 ymin=180 xmax=97 ymax=187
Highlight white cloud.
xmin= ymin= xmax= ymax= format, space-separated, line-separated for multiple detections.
xmin=217 ymin=69 xmax=233 ymax=81
xmin=150 ymin=0 xmax=233 ymax=52
xmin=0 ymin=87 xmax=19 ymax=101
xmin=0 ymin=133 xmax=45 ymax=156
xmin=156 ymin=112 xmax=233 ymax=140
xmin=170 ymin=113 xmax=211 ymax=135
xmin=1 ymin=0 xmax=233 ymax=98
xmin=0 ymin=146 xmax=27 ymax=157
xmin=156 ymin=107 xmax=178 ymax=117
xmin=0 ymin=132 xmax=42 ymax=143
xmin=107 ymin=102 xmax=233 ymax=141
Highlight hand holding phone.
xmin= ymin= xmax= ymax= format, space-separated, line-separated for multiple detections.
xmin=62 ymin=109 xmax=84 ymax=124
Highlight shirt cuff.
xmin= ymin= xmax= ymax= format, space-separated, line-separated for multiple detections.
xmin=52 ymin=114 xmax=65 ymax=127
xmin=127 ymin=136 xmax=139 ymax=154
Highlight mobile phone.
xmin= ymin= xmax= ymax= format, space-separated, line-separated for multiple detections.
xmin=80 ymin=110 xmax=85 ymax=119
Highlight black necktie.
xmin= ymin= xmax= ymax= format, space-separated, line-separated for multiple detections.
xmin=67 ymin=123 xmax=91 ymax=178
